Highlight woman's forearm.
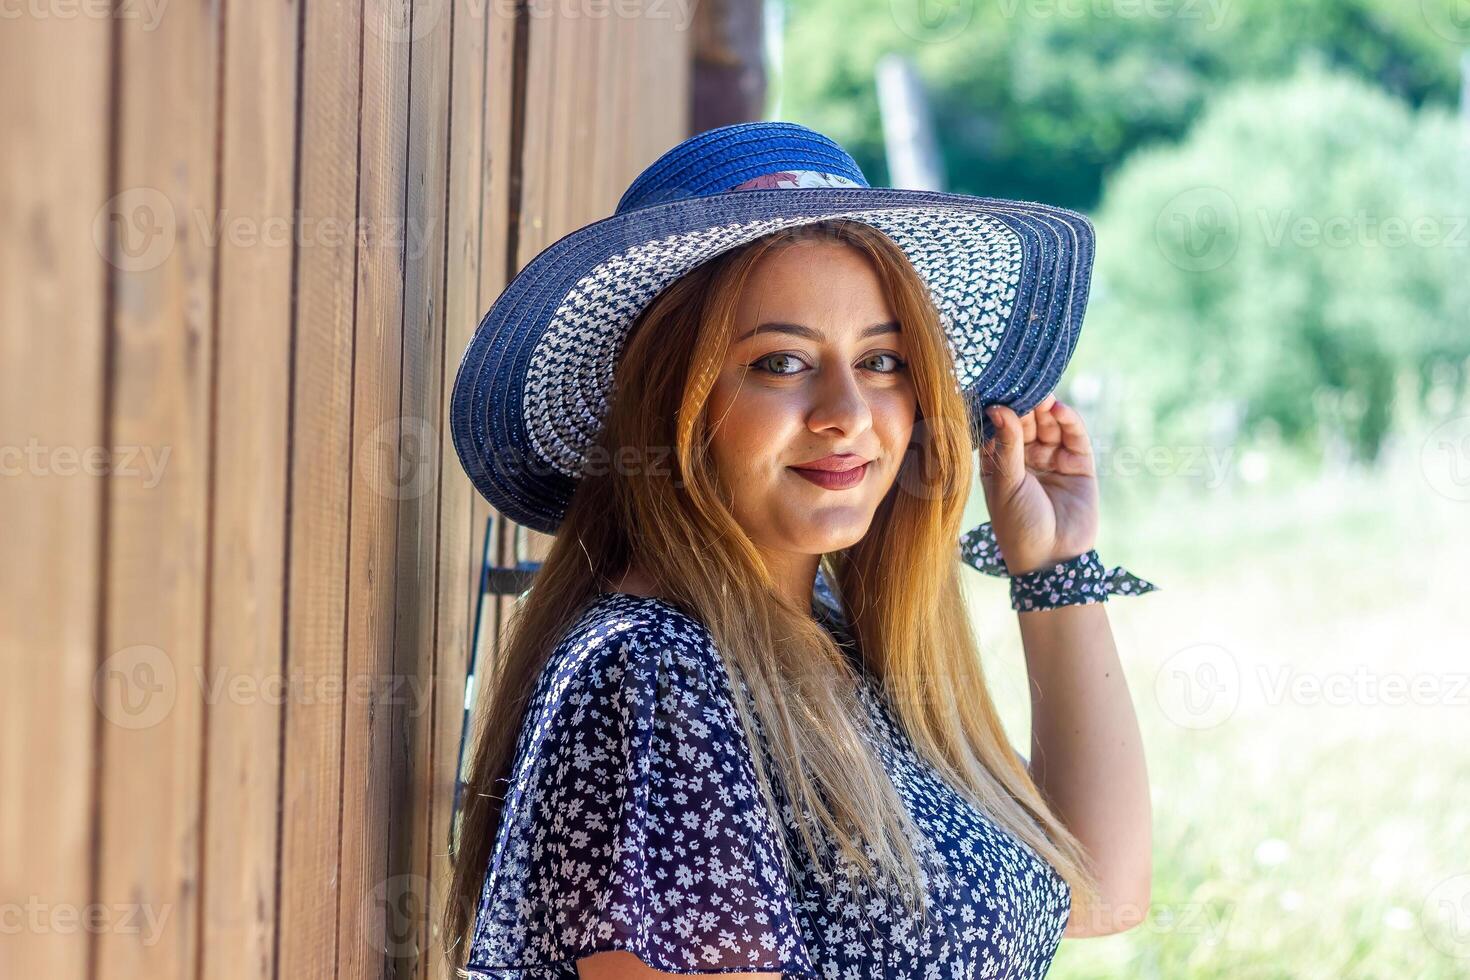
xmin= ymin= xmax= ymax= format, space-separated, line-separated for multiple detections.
xmin=1019 ymin=600 xmax=1153 ymax=936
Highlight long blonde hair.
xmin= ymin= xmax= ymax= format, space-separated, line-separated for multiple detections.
xmin=442 ymin=218 xmax=1101 ymax=972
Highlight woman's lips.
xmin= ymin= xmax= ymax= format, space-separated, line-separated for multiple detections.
xmin=788 ymin=461 xmax=870 ymax=490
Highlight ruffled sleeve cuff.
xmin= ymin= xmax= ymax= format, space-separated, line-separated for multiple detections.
xmin=958 ymin=520 xmax=1160 ymax=612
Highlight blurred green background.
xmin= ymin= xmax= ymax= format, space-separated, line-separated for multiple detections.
xmin=769 ymin=1 xmax=1470 ymax=975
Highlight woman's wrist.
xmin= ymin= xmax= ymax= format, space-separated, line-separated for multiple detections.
xmin=956 ymin=520 xmax=1162 ymax=613
xmin=1008 ymin=549 xmax=1113 ymax=612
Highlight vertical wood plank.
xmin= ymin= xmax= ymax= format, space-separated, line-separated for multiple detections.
xmin=424 ymin=0 xmax=508 ymax=972
xmin=338 ymin=1 xmax=412 ymax=978
xmin=566 ymin=9 xmax=598 ymax=228
xmin=94 ymin=1 xmax=223 ymax=978
xmin=276 ymin=1 xmax=364 ymax=978
xmin=387 ymin=0 xmax=454 ymax=974
xmin=200 ymin=1 xmax=301 ymax=978
xmin=591 ymin=5 xmax=627 ymax=214
xmin=0 ymin=11 xmax=111 ymax=980
xmin=516 ymin=0 xmax=556 ymax=262
xmin=644 ymin=5 xmax=693 ymax=153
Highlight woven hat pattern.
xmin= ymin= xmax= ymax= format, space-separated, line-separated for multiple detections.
xmin=526 ymin=206 xmax=1025 ymax=478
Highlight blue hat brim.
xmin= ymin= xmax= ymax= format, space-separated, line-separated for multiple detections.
xmin=449 ymin=186 xmax=1093 ymax=534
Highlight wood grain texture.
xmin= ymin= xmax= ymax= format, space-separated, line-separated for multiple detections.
xmin=200 ymin=2 xmax=300 ymax=979
xmin=0 ymin=10 xmax=111 ymax=980
xmin=387 ymin=0 xmax=453 ymax=974
xmin=95 ymin=3 xmax=221 ymax=978
xmin=278 ymin=1 xmax=364 ymax=979
xmin=335 ymin=3 xmax=411 ymax=978
xmin=4 ymin=2 xmax=693 ymax=977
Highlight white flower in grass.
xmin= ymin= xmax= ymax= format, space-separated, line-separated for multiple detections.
xmin=1254 ymin=838 xmax=1291 ymax=866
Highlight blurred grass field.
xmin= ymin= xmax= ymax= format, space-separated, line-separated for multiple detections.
xmin=962 ymin=421 xmax=1470 ymax=978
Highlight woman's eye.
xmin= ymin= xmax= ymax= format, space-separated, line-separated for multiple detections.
xmin=750 ymin=352 xmax=908 ymax=376
xmin=863 ymin=352 xmax=907 ymax=373
xmin=752 ymin=353 xmax=808 ymax=375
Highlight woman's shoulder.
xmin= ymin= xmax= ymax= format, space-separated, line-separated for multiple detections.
xmin=515 ymin=593 xmax=734 ymax=767
xmin=543 ymin=592 xmax=722 ymax=685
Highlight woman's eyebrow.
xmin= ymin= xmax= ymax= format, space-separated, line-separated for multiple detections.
xmin=736 ymin=320 xmax=902 ymax=343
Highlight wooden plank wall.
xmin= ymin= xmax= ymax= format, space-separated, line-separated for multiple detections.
xmin=0 ymin=3 xmax=693 ymax=980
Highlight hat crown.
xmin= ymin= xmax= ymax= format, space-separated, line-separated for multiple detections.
xmin=614 ymin=121 xmax=870 ymax=215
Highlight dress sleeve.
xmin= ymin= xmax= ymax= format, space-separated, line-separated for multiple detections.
xmin=465 ymin=613 xmax=817 ymax=980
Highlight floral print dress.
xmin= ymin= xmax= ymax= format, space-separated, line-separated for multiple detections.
xmin=462 ymin=549 xmax=1124 ymax=980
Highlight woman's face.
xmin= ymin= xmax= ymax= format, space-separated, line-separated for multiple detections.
xmin=706 ymin=238 xmax=918 ymax=573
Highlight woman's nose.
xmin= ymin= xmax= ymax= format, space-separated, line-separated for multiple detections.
xmin=805 ymin=364 xmax=873 ymax=436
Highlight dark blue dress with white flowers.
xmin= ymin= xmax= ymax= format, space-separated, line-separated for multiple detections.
xmin=463 ymin=528 xmax=1157 ymax=979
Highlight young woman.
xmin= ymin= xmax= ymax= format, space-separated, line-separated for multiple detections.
xmin=444 ymin=122 xmax=1158 ymax=980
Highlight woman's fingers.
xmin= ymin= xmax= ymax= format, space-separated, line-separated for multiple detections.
xmin=1019 ymin=394 xmax=1056 ymax=444
xmin=1034 ymin=401 xmax=1061 ymax=446
xmin=1049 ymin=398 xmax=1093 ymax=457
xmin=982 ymin=405 xmax=1024 ymax=488
xmin=986 ymin=395 xmax=1088 ymax=481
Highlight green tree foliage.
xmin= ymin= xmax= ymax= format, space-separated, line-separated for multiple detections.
xmin=1077 ymin=63 xmax=1470 ymax=464
xmin=778 ymin=0 xmax=1462 ymax=209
